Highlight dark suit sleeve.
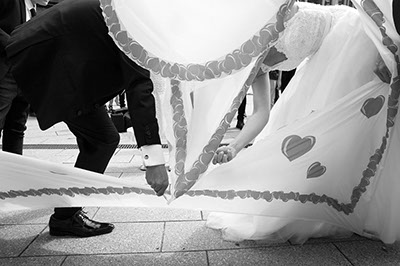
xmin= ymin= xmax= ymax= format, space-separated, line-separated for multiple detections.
xmin=0 ymin=27 xmax=9 ymax=52
xmin=394 ymin=0 xmax=400 ymax=35
xmin=0 ymin=27 xmax=10 ymax=79
xmin=125 ymin=72 xmax=162 ymax=148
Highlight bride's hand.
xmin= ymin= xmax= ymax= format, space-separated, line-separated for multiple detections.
xmin=374 ymin=54 xmax=391 ymax=84
xmin=212 ymin=146 xmax=237 ymax=165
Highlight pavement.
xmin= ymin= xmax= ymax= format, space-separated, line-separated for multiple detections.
xmin=1 ymin=101 xmax=400 ymax=266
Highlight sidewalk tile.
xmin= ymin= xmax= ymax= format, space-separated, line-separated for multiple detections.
xmin=22 ymin=150 xmax=75 ymax=163
xmin=0 ymin=225 xmax=46 ymax=257
xmin=104 ymin=163 xmax=141 ymax=173
xmin=104 ymin=172 xmax=123 ymax=178
xmin=110 ymin=149 xmax=134 ymax=163
xmin=0 ymin=209 xmax=53 ymax=225
xmin=94 ymin=207 xmax=202 ymax=223
xmin=23 ymin=149 xmax=65 ymax=160
xmin=118 ymin=172 xmax=146 ymax=181
xmin=335 ymin=240 xmax=400 ymax=266
xmin=208 ymin=244 xmax=352 ymax=266
xmin=292 ymin=233 xmax=368 ymax=245
xmin=162 ymin=221 xmax=287 ymax=252
xmin=0 ymin=207 xmax=97 ymax=225
xmin=63 ymin=251 xmax=207 ymax=266
xmin=22 ymin=222 xmax=164 ymax=256
xmin=0 ymin=256 xmax=65 ymax=266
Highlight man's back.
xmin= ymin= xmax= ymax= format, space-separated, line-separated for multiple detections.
xmin=6 ymin=0 xmax=153 ymax=132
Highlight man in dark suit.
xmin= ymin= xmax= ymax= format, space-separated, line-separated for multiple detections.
xmin=0 ymin=0 xmax=49 ymax=155
xmin=6 ymin=0 xmax=169 ymax=237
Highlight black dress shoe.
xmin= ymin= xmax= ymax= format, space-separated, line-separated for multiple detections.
xmin=49 ymin=210 xmax=115 ymax=237
xmin=236 ymin=120 xmax=245 ymax=130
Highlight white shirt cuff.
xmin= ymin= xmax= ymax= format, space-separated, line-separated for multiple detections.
xmin=140 ymin=145 xmax=165 ymax=167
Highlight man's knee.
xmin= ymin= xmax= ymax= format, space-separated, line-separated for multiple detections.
xmin=103 ymin=130 xmax=120 ymax=151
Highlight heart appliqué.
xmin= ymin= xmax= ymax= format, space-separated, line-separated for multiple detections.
xmin=281 ymin=135 xmax=316 ymax=161
xmin=361 ymin=95 xmax=385 ymax=118
xmin=307 ymin=162 xmax=326 ymax=179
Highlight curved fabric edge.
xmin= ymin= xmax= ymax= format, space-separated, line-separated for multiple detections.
xmin=99 ymin=0 xmax=292 ymax=81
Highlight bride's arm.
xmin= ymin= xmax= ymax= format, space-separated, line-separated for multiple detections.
xmin=213 ymin=71 xmax=271 ymax=164
xmin=374 ymin=53 xmax=391 ymax=84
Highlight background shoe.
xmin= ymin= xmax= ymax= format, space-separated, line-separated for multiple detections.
xmin=49 ymin=210 xmax=114 ymax=237
xmin=236 ymin=120 xmax=245 ymax=130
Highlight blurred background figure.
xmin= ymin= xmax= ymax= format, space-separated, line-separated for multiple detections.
xmin=0 ymin=0 xmax=50 ymax=155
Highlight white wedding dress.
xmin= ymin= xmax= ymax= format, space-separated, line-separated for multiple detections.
xmin=203 ymin=2 xmax=400 ymax=243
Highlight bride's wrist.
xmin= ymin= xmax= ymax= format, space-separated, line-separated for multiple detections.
xmin=227 ymin=144 xmax=239 ymax=156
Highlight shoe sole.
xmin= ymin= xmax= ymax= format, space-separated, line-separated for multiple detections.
xmin=49 ymin=227 xmax=114 ymax=237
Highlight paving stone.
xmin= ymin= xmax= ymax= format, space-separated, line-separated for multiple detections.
xmin=0 ymin=256 xmax=65 ymax=266
xmin=27 ymin=153 xmax=75 ymax=163
xmin=130 ymin=154 xmax=145 ymax=166
xmin=0 ymin=225 xmax=46 ymax=257
xmin=0 ymin=208 xmax=53 ymax=225
xmin=22 ymin=222 xmax=164 ymax=256
xmin=335 ymin=240 xmax=400 ymax=266
xmin=162 ymin=221 xmax=287 ymax=252
xmin=54 ymin=129 xmax=72 ymax=136
xmin=208 ymin=243 xmax=351 ymax=266
xmin=95 ymin=207 xmax=202 ymax=222
xmin=110 ymin=149 xmax=135 ymax=163
xmin=23 ymin=149 xmax=65 ymax=160
xmin=63 ymin=251 xmax=207 ymax=266
xmin=119 ymin=172 xmax=147 ymax=182
xmin=291 ymin=233 xmax=367 ymax=245
xmin=56 ymin=149 xmax=79 ymax=156
xmin=0 ymin=208 xmax=97 ymax=225
xmin=104 ymin=163 xmax=141 ymax=173
xmin=104 ymin=172 xmax=123 ymax=178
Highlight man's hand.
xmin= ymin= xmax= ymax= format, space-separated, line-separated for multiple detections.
xmin=212 ymin=146 xmax=237 ymax=165
xmin=145 ymin=165 xmax=169 ymax=196
xmin=374 ymin=54 xmax=392 ymax=84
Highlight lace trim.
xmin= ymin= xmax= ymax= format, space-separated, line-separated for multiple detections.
xmin=272 ymin=3 xmax=333 ymax=71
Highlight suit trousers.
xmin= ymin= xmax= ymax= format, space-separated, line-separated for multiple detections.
xmin=0 ymin=70 xmax=29 ymax=154
xmin=53 ymin=105 xmax=120 ymax=218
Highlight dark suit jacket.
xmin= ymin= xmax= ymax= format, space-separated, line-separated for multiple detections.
xmin=0 ymin=0 xmax=26 ymax=80
xmin=6 ymin=0 xmax=161 ymax=147
xmin=394 ymin=0 xmax=400 ymax=35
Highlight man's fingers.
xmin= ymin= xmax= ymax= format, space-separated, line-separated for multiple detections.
xmin=149 ymin=181 xmax=168 ymax=196
xmin=384 ymin=69 xmax=392 ymax=83
xmin=222 ymin=154 xmax=228 ymax=163
xmin=154 ymin=183 xmax=168 ymax=196
xmin=375 ymin=65 xmax=392 ymax=84
xmin=156 ymin=185 xmax=168 ymax=196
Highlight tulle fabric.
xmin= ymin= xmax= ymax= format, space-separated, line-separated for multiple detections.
xmin=100 ymin=0 xmax=290 ymax=199
xmin=206 ymin=213 xmax=353 ymax=244
xmin=1 ymin=0 xmax=400 ymax=245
